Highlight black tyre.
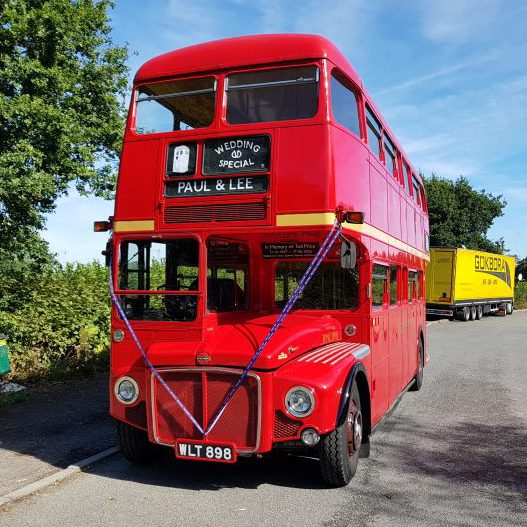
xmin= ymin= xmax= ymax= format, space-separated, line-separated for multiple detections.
xmin=462 ymin=307 xmax=470 ymax=321
xmin=319 ymin=382 xmax=362 ymax=487
xmin=117 ymin=420 xmax=159 ymax=464
xmin=476 ymin=305 xmax=483 ymax=320
xmin=470 ymin=306 xmax=477 ymax=320
xmin=409 ymin=338 xmax=424 ymax=392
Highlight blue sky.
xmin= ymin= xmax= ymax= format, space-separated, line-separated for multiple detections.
xmin=43 ymin=0 xmax=527 ymax=262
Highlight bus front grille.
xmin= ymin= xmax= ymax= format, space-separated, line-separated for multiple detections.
xmin=152 ymin=369 xmax=260 ymax=452
xmin=164 ymin=201 xmax=267 ymax=224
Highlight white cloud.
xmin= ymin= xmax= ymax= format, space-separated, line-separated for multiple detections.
xmin=373 ymin=54 xmax=495 ymax=97
xmin=418 ymin=0 xmax=503 ymax=43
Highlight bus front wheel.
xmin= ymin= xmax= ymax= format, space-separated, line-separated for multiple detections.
xmin=117 ymin=420 xmax=159 ymax=464
xmin=319 ymin=382 xmax=362 ymax=487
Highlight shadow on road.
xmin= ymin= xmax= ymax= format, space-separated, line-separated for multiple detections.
xmin=85 ymin=448 xmax=330 ymax=491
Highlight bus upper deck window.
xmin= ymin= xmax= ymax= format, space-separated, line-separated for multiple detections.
xmin=403 ymin=163 xmax=411 ymax=195
xmin=383 ymin=135 xmax=397 ymax=177
xmin=226 ymin=66 xmax=319 ymax=124
xmin=330 ymin=73 xmax=360 ymax=137
xmin=135 ymin=77 xmax=216 ymax=134
xmin=366 ymin=105 xmax=382 ymax=159
xmin=411 ymin=174 xmax=422 ymax=207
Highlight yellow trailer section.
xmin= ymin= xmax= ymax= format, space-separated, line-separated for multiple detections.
xmin=426 ymin=248 xmax=515 ymax=320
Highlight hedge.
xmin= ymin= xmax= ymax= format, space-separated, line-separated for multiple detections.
xmin=0 ymin=262 xmax=110 ymax=380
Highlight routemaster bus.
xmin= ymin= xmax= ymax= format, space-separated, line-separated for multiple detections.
xmin=99 ymin=34 xmax=430 ymax=486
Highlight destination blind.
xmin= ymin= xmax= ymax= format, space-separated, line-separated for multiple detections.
xmin=165 ymin=175 xmax=268 ymax=197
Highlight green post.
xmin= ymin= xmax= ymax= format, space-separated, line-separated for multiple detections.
xmin=0 ymin=333 xmax=11 ymax=376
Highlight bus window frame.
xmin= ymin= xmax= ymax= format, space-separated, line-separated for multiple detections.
xmin=113 ymin=233 xmax=205 ymax=325
xmin=411 ymin=174 xmax=422 ymax=208
xmin=272 ymin=257 xmax=361 ymax=313
xmin=383 ymin=134 xmax=397 ymax=179
xmin=389 ymin=265 xmax=399 ymax=306
xmin=365 ymin=104 xmax=384 ymax=162
xmin=402 ymin=162 xmax=412 ymax=195
xmin=328 ymin=68 xmax=363 ymax=140
xmin=205 ymin=236 xmax=251 ymax=314
xmin=372 ymin=262 xmax=389 ymax=309
xmin=222 ymin=62 xmax=323 ymax=128
xmin=131 ymin=74 xmax=220 ymax=137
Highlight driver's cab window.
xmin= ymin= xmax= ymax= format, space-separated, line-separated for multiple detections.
xmin=118 ymin=239 xmax=199 ymax=321
xmin=207 ymin=239 xmax=248 ymax=312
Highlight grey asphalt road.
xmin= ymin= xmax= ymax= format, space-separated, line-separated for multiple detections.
xmin=0 ymin=374 xmax=114 ymax=495
xmin=1 ymin=312 xmax=526 ymax=526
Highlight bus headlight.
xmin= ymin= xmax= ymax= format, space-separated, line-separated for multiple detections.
xmin=115 ymin=376 xmax=139 ymax=404
xmin=285 ymin=386 xmax=315 ymax=418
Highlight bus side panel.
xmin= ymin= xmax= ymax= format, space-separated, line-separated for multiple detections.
xmin=454 ymin=249 xmax=515 ymax=302
xmin=331 ymin=127 xmax=371 ymax=223
xmin=369 ymin=155 xmax=388 ymax=232
xmin=426 ymin=249 xmax=455 ymax=304
xmin=275 ymin=126 xmax=332 ymax=215
xmin=115 ymin=139 xmax=160 ymax=221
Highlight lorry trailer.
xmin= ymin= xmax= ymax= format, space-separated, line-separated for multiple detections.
xmin=426 ymin=248 xmax=515 ymax=320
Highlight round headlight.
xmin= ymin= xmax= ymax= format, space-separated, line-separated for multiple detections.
xmin=285 ymin=386 xmax=315 ymax=418
xmin=115 ymin=376 xmax=139 ymax=404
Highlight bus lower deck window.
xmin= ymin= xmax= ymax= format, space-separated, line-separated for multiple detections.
xmin=226 ymin=66 xmax=319 ymax=124
xmin=207 ymin=239 xmax=249 ymax=312
xmin=117 ymin=239 xmax=199 ymax=321
xmin=275 ymin=262 xmax=359 ymax=310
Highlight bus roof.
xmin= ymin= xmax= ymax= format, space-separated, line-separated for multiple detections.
xmin=134 ymin=33 xmax=362 ymax=85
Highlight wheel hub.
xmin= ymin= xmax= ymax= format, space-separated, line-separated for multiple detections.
xmin=347 ymin=402 xmax=362 ymax=455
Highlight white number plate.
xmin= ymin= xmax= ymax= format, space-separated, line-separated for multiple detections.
xmin=175 ymin=441 xmax=237 ymax=463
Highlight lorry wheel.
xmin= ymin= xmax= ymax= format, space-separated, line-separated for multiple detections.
xmin=470 ymin=306 xmax=477 ymax=320
xmin=319 ymin=382 xmax=362 ymax=487
xmin=117 ymin=420 xmax=159 ymax=464
xmin=476 ymin=305 xmax=483 ymax=320
xmin=409 ymin=338 xmax=424 ymax=391
xmin=506 ymin=302 xmax=513 ymax=315
xmin=460 ymin=307 xmax=470 ymax=321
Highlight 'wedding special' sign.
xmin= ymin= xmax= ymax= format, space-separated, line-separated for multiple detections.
xmin=203 ymin=135 xmax=270 ymax=174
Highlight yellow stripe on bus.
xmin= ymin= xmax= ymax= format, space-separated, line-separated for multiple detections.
xmin=113 ymin=220 xmax=155 ymax=232
xmin=276 ymin=213 xmax=430 ymax=262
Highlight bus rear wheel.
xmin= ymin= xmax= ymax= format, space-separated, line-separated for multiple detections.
xmin=409 ymin=338 xmax=424 ymax=391
xmin=117 ymin=420 xmax=160 ymax=464
xmin=319 ymin=382 xmax=362 ymax=487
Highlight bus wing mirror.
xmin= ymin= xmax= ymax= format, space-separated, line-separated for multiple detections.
xmin=340 ymin=241 xmax=356 ymax=269
xmin=101 ymin=241 xmax=112 ymax=267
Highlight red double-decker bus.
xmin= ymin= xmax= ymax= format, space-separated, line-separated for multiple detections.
xmin=102 ymin=34 xmax=429 ymax=486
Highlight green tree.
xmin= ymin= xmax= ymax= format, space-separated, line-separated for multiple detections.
xmin=516 ymin=256 xmax=527 ymax=279
xmin=423 ymin=175 xmax=506 ymax=254
xmin=0 ymin=0 xmax=128 ymax=260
